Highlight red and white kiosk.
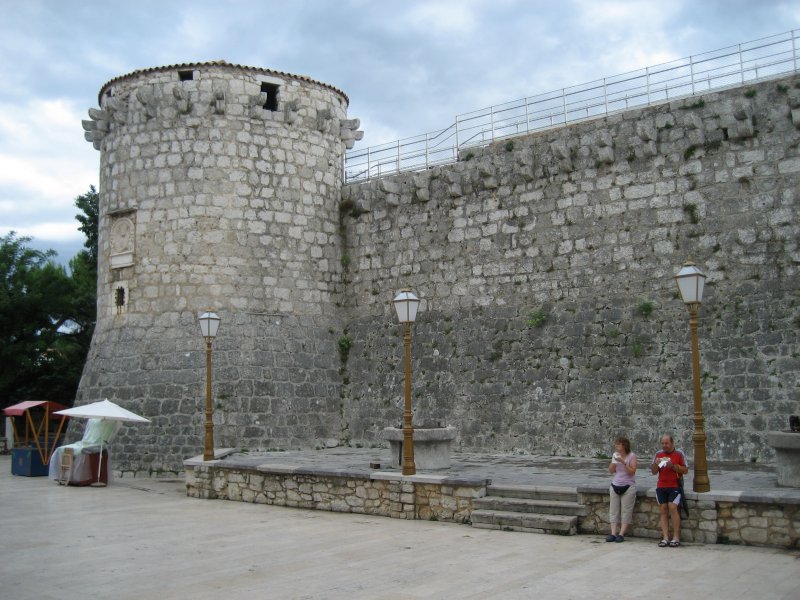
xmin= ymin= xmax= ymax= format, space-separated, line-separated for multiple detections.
xmin=3 ymin=400 xmax=70 ymax=476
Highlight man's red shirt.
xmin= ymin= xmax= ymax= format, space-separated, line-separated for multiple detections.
xmin=653 ymin=450 xmax=686 ymax=488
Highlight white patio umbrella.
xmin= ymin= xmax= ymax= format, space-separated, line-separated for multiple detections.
xmin=54 ymin=399 xmax=150 ymax=486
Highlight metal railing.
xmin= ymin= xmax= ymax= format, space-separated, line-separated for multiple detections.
xmin=345 ymin=29 xmax=800 ymax=183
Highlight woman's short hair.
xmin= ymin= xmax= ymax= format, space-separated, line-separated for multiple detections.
xmin=614 ymin=437 xmax=631 ymax=454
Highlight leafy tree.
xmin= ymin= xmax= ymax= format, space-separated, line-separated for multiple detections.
xmin=74 ymin=185 xmax=99 ymax=269
xmin=0 ymin=186 xmax=99 ymax=409
xmin=69 ymin=186 xmax=99 ymax=347
xmin=0 ymin=233 xmax=74 ymax=406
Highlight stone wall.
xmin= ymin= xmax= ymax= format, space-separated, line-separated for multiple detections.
xmin=185 ymin=462 xmax=485 ymax=523
xmin=578 ymin=487 xmax=800 ymax=548
xmin=185 ymin=461 xmax=800 ymax=549
xmin=338 ymin=75 xmax=800 ymax=463
xmin=87 ymin=314 xmax=344 ymax=476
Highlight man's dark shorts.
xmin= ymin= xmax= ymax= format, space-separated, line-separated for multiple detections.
xmin=656 ymin=488 xmax=682 ymax=505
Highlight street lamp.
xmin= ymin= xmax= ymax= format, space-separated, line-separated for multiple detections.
xmin=198 ymin=310 xmax=221 ymax=461
xmin=393 ymin=290 xmax=420 ymax=476
xmin=674 ymin=260 xmax=711 ymax=493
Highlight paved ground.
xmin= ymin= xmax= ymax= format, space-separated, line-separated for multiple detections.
xmin=2 ymin=455 xmax=799 ymax=600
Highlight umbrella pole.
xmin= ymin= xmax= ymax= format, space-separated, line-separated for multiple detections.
xmin=92 ymin=439 xmax=107 ymax=487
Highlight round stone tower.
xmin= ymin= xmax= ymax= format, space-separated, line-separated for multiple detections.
xmin=78 ymin=62 xmax=363 ymax=474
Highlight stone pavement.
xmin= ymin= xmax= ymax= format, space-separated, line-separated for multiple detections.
xmin=2 ymin=455 xmax=799 ymax=600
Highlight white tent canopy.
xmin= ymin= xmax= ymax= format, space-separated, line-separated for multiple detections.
xmin=55 ymin=399 xmax=150 ymax=423
xmin=52 ymin=400 xmax=149 ymax=486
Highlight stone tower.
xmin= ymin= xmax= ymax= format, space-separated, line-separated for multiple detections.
xmin=79 ymin=62 xmax=363 ymax=474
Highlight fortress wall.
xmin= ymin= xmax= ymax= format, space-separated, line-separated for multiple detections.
xmin=77 ymin=65 xmax=354 ymax=473
xmin=340 ymin=75 xmax=800 ymax=462
xmin=77 ymin=65 xmax=800 ymax=474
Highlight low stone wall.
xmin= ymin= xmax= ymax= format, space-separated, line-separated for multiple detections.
xmin=414 ymin=482 xmax=478 ymax=522
xmin=184 ymin=460 xmax=486 ymax=523
xmin=185 ymin=458 xmax=799 ymax=549
xmin=578 ymin=485 xmax=800 ymax=548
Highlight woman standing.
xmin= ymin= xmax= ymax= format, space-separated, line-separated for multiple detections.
xmin=606 ymin=436 xmax=637 ymax=542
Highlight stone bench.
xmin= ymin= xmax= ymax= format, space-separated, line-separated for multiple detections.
xmin=382 ymin=426 xmax=457 ymax=470
xmin=767 ymin=431 xmax=800 ymax=488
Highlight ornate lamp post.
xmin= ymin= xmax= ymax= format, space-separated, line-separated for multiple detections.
xmin=198 ymin=310 xmax=221 ymax=461
xmin=393 ymin=290 xmax=420 ymax=476
xmin=674 ymin=260 xmax=711 ymax=493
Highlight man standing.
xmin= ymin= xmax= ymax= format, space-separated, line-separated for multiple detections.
xmin=651 ymin=434 xmax=688 ymax=547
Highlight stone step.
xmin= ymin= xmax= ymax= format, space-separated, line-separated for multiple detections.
xmin=471 ymin=509 xmax=577 ymax=535
xmin=486 ymin=484 xmax=578 ymax=503
xmin=473 ymin=496 xmax=587 ymax=517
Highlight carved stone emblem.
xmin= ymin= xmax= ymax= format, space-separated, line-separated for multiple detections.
xmin=110 ymin=217 xmax=135 ymax=268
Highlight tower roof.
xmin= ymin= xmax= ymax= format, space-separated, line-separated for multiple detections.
xmin=98 ymin=60 xmax=349 ymax=106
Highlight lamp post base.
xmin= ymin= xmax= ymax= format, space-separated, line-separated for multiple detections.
xmin=692 ymin=477 xmax=710 ymax=493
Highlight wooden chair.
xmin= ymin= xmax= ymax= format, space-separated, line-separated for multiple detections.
xmin=58 ymin=448 xmax=74 ymax=486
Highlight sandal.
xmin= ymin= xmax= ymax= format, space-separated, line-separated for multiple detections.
xmin=658 ymin=539 xmax=669 ymax=547
xmin=669 ymin=539 xmax=681 ymax=547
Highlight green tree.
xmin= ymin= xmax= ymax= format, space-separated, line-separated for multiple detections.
xmin=69 ymin=186 xmax=99 ymax=348
xmin=0 ymin=233 xmax=74 ymax=406
xmin=0 ymin=186 xmax=99 ymax=408
xmin=74 ymin=185 xmax=99 ymax=269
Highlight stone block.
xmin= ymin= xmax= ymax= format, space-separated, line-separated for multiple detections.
xmin=596 ymin=146 xmax=614 ymax=165
xmin=740 ymin=527 xmax=768 ymax=544
xmin=440 ymin=496 xmax=457 ymax=510
xmin=345 ymin=496 xmax=364 ymax=508
xmin=777 ymin=158 xmax=800 ymax=175
xmin=791 ymin=108 xmax=800 ymax=127
xmin=454 ymin=486 xmax=481 ymax=498
xmin=748 ymin=516 xmax=768 ymax=528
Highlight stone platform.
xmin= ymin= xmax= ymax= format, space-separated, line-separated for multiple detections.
xmin=184 ymin=448 xmax=800 ymax=549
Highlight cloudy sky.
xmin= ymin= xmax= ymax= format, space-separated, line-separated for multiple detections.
xmin=1 ymin=0 xmax=798 ymax=263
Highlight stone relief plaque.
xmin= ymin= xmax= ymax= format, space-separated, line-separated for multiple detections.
xmin=110 ymin=216 xmax=135 ymax=268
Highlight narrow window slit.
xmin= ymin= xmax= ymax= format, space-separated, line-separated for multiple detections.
xmin=261 ymin=82 xmax=279 ymax=111
xmin=115 ymin=287 xmax=126 ymax=314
